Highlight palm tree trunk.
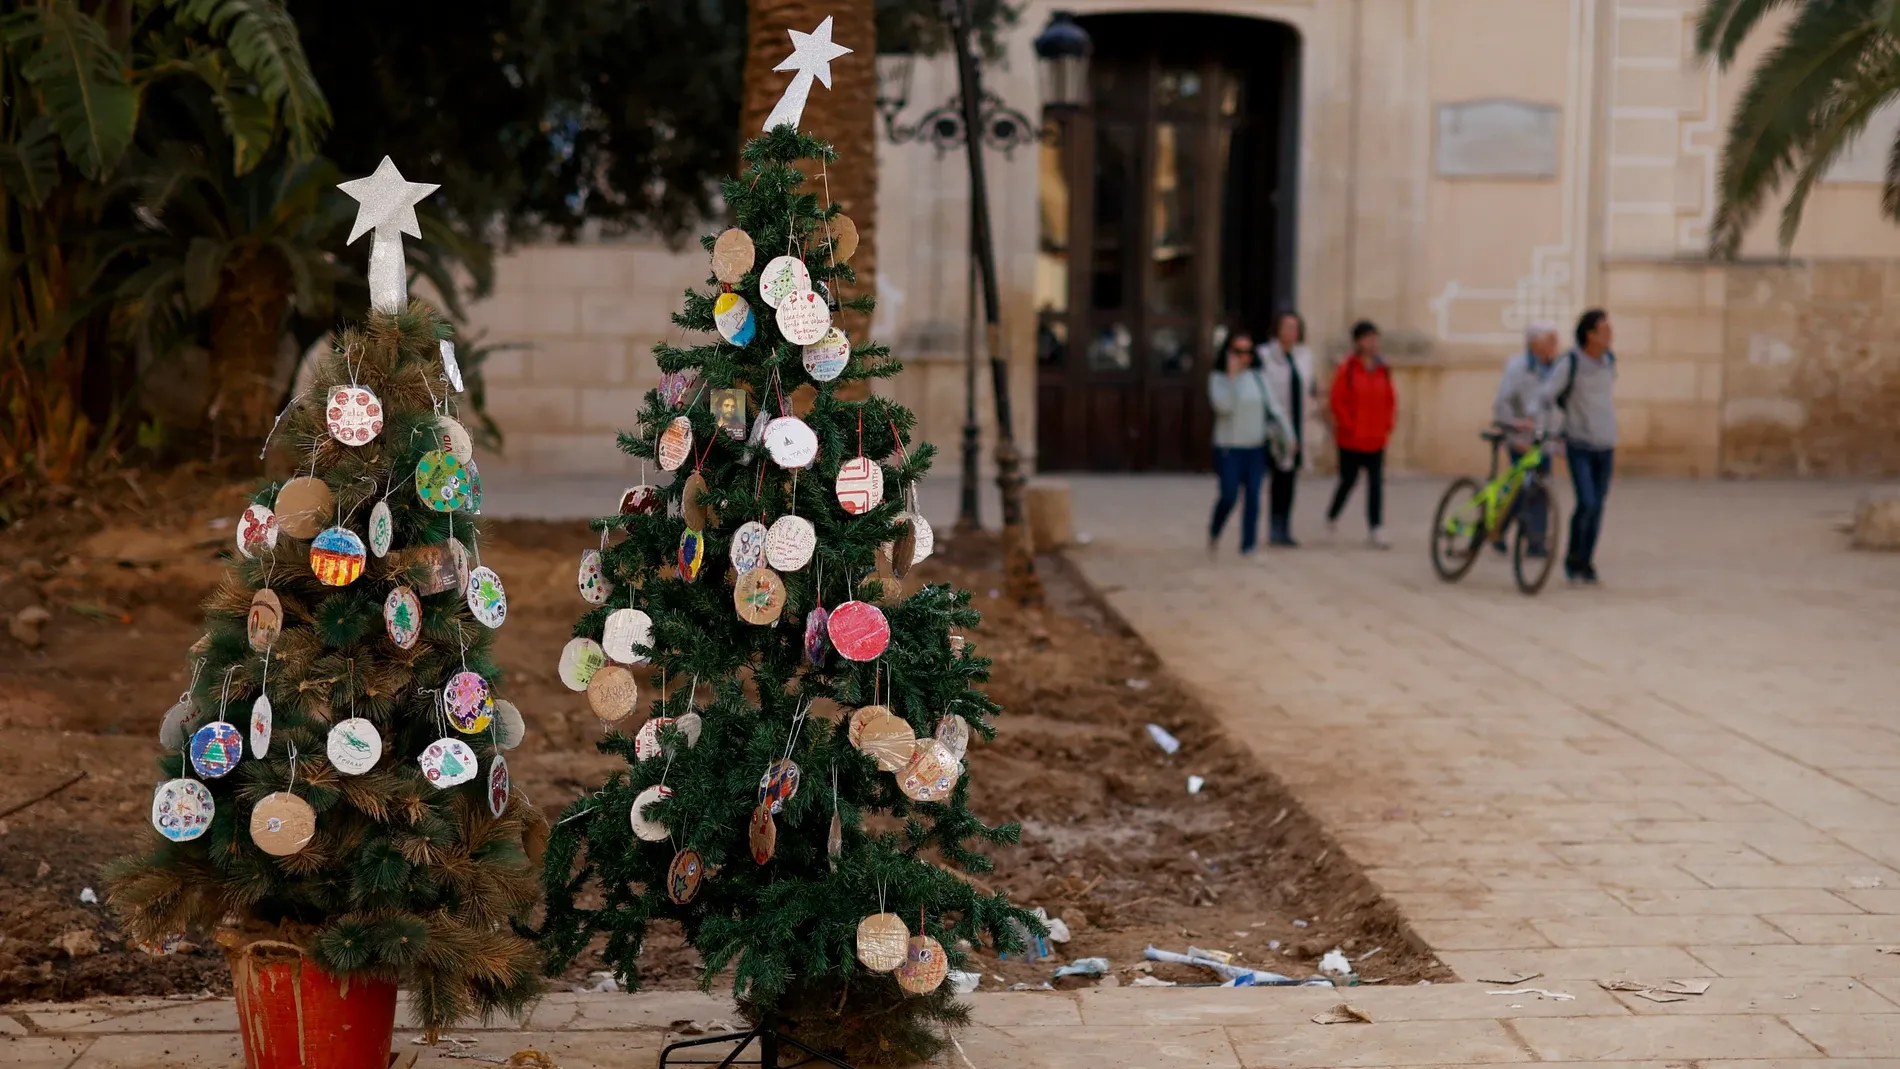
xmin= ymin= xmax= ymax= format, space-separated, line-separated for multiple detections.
xmin=207 ymin=246 xmax=292 ymax=446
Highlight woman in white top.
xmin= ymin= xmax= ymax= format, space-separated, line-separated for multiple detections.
xmin=1258 ymin=310 xmax=1318 ymax=546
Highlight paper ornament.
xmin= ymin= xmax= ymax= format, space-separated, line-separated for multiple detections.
xmin=676 ymin=712 xmax=705 ymax=751
xmin=249 ymin=694 xmax=273 ymax=757
xmin=828 ymin=809 xmax=843 ymax=867
xmin=766 ymin=515 xmax=817 ymax=571
xmin=909 ymin=512 xmax=936 ymax=565
xmin=712 ymin=228 xmax=755 ymax=285
xmin=748 ymin=804 xmax=777 ymax=864
xmin=934 ymin=715 xmax=971 ymax=761
xmin=855 ymin=913 xmax=909 ymax=972
xmin=712 ymin=388 xmax=748 ymax=440
xmin=760 ymin=255 xmax=812 ymax=309
xmin=463 ymin=458 xmax=484 ymax=514
xmin=681 ymin=471 xmax=712 ymax=530
xmin=734 ymin=567 xmax=787 ymax=625
xmin=601 ymin=608 xmax=654 ymax=664
xmin=160 ymin=693 xmax=192 ymax=749
xmin=679 ymin=528 xmax=706 ymax=580
xmin=630 ymin=784 xmax=673 ymax=841
xmin=835 ymin=457 xmax=884 ymax=515
xmin=775 ymin=288 xmax=831 ymax=345
xmin=437 ymin=415 xmax=474 ymax=462
xmin=151 ymin=779 xmax=214 ymax=842
xmin=658 ymin=416 xmax=694 ymax=471
xmin=756 ymin=758 xmax=801 ymax=814
xmin=846 ymin=705 xmax=886 ymax=750
xmin=559 ymin=637 xmax=608 ymax=691
xmin=237 ymin=503 xmax=278 ymax=558
xmin=714 ymin=291 xmax=758 ymax=345
xmin=632 ymin=716 xmax=674 ymax=762
xmin=899 ymin=739 xmax=962 ymax=802
xmin=828 ymin=600 xmax=890 ymax=661
xmin=764 ymin=416 xmax=819 ymax=469
xmin=660 ymin=370 xmax=700 ymax=410
xmin=384 ymin=585 xmax=422 ymax=649
xmin=445 ymin=671 xmax=493 ymax=734
xmin=368 ymin=500 xmax=394 ymax=558
xmin=466 ymin=565 xmax=507 ymax=628
xmin=802 ymin=328 xmax=850 ymax=382
xmin=441 ymin=338 xmax=464 ymax=392
xmin=587 ymin=664 xmax=638 ymax=722
xmin=310 ymin=526 xmax=367 ymax=586
xmin=853 ymin=708 xmax=917 ymax=772
xmin=274 ymin=477 xmax=332 ymax=539
xmin=804 ymin=605 xmax=829 ymax=666
xmin=620 ymin=484 xmax=662 ymax=516
xmin=829 ymin=214 xmax=861 ymax=264
xmin=415 ymin=450 xmax=468 ymax=511
xmin=578 ymin=549 xmax=611 ymax=605
xmin=448 ymin=537 xmax=471 ymax=594
xmin=667 ymin=848 xmax=705 ymax=904
xmin=392 ymin=542 xmax=460 ymax=596
xmin=897 ymin=934 xmax=949 ymax=994
xmin=328 ymin=718 xmax=382 ymax=775
xmin=730 ymin=521 xmax=769 ymax=572
xmin=487 ymin=755 xmax=510 ymax=817
xmin=493 ymin=699 xmax=526 ymax=750
xmin=248 ymin=588 xmax=283 ymax=652
xmin=761 ymin=16 xmax=852 ymax=132
xmin=885 ymin=520 xmax=919 ymax=578
xmin=337 ymin=156 xmax=438 ymax=313
xmin=325 ymin=385 xmax=384 ymax=446
xmin=418 ymin=738 xmax=478 ymax=788
xmin=190 ymin=721 xmax=243 ymax=778
xmin=250 ymin=792 xmax=316 ymax=856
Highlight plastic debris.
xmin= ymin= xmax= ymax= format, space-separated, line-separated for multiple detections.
xmin=572 ymin=971 xmax=619 ymax=993
xmin=1131 ymin=975 xmax=1175 ymax=987
xmin=1044 ymin=916 xmax=1073 ymax=944
xmin=1488 ymin=988 xmax=1574 ymax=1001
xmin=1476 ymin=970 xmax=1541 ymax=985
xmin=1007 ymin=981 xmax=1054 ymax=991
xmin=1268 ymin=940 xmax=1281 ymax=951
xmin=1145 ymin=723 xmax=1181 ymax=754
xmin=1186 ymin=775 xmax=1205 ymax=794
xmin=1311 ymin=1003 xmax=1371 ymax=1025
xmin=1126 ymin=678 xmax=1151 ymax=691
xmin=1847 ymin=875 xmax=1885 ymax=889
xmin=1145 ymin=945 xmax=1330 ymax=987
xmin=1356 ymin=946 xmax=1384 ymax=963
xmin=1597 ymin=978 xmax=1709 ymax=1002
xmin=1053 ymin=957 xmax=1109 ymax=979
xmin=1318 ymin=949 xmax=1352 ymax=977
xmin=1292 ymin=919 xmax=1308 ymax=928
xmin=947 ymin=970 xmax=981 ymax=995
xmin=78 ymin=887 xmax=98 ymax=904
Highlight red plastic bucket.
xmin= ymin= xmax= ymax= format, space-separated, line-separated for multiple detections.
xmin=229 ymin=939 xmax=397 ymax=1069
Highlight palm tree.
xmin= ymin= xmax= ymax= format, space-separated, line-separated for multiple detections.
xmin=1696 ymin=0 xmax=1900 ymax=255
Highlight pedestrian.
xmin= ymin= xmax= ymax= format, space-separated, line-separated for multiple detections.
xmin=1490 ymin=321 xmax=1561 ymax=555
xmin=1543 ymin=308 xmax=1617 ymax=584
xmin=1206 ymin=329 xmax=1290 ymax=557
xmin=1325 ymin=320 xmax=1396 ymax=549
xmin=1259 ymin=310 xmax=1318 ymax=546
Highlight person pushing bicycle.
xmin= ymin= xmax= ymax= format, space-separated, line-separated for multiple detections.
xmin=1490 ymin=322 xmax=1562 ymax=557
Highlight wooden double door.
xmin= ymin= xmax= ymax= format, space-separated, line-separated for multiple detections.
xmin=1035 ymin=15 xmax=1299 ymax=472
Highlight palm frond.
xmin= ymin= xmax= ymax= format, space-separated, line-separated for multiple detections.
xmin=1882 ymin=114 xmax=1900 ymax=217
xmin=1695 ymin=0 xmax=1809 ymax=67
xmin=164 ymin=0 xmax=330 ymax=156
xmin=0 ymin=117 xmax=62 ymax=208
xmin=1776 ymin=46 xmax=1900 ymax=247
xmin=4 ymin=2 xmax=140 ymax=179
xmin=183 ymin=235 xmax=230 ymax=310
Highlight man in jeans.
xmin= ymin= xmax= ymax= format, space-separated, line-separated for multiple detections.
xmin=1490 ymin=321 xmax=1561 ymax=555
xmin=1543 ymin=309 xmax=1617 ymax=584
xmin=1325 ymin=320 xmax=1396 ymax=548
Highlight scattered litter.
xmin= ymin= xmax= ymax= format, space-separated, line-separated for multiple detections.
xmin=1269 ymin=807 xmax=1289 ymax=828
xmin=1186 ymin=775 xmax=1206 ymax=794
xmin=1663 ymin=980 xmax=1710 ymax=996
xmin=1356 ymin=946 xmax=1384 ymax=963
xmin=571 ymin=971 xmax=619 ymax=993
xmin=1597 ymin=978 xmax=1710 ymax=1003
xmin=1318 ymin=950 xmax=1352 ymax=977
xmin=1475 ymin=971 xmax=1541 ymax=985
xmin=9 ymin=606 xmax=51 ymax=650
xmin=1189 ymin=946 xmax=1234 ymax=965
xmin=1847 ymin=875 xmax=1886 ymax=889
xmin=1268 ymin=940 xmax=1281 ymax=951
xmin=1145 ymin=945 xmax=1330 ymax=986
xmin=1487 ymin=988 xmax=1574 ymax=1002
xmin=1130 ymin=975 xmax=1176 ymax=987
xmin=1292 ymin=919 xmax=1308 ymax=929
xmin=1144 ymin=723 xmax=1181 ymax=754
xmin=1126 ymin=678 xmax=1151 ymax=691
xmin=1878 ymin=947 xmax=1900 ymax=956
xmin=1044 ymin=916 xmax=1073 ymax=944
xmin=668 ymin=1020 xmax=734 ymax=1036
xmin=1359 ymin=976 xmax=1388 ymax=984
xmin=947 ymin=970 xmax=981 ymax=995
xmin=1634 ymin=990 xmax=1686 ymax=1004
xmin=1053 ymin=957 xmax=1109 ymax=979
xmin=78 ymin=887 xmax=98 ymax=904
xmin=1311 ymin=1003 xmax=1371 ymax=1025
xmin=1007 ymin=981 xmax=1054 ymax=991
xmin=1597 ymin=980 xmax=1647 ymax=992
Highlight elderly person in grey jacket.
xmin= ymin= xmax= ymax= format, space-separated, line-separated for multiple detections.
xmin=1207 ymin=330 xmax=1292 ymax=557
xmin=1489 ymin=321 xmax=1561 ymax=554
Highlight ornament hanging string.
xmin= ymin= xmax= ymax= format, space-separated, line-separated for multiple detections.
xmin=258 ymin=389 xmax=309 ymax=461
xmin=217 ymin=666 xmax=239 ymax=723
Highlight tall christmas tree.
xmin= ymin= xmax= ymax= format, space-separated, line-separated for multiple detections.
xmin=110 ymin=159 xmax=542 ymax=1035
xmin=535 ymin=122 xmax=1038 ymax=1063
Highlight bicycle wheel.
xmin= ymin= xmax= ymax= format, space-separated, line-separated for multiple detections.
xmin=1430 ymin=478 xmax=1487 ymax=582
xmin=1511 ymin=479 xmax=1561 ymax=595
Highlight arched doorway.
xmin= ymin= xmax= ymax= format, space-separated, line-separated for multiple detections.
xmin=1035 ymin=14 xmax=1300 ymax=472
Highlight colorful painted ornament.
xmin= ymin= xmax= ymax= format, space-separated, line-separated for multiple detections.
xmin=667 ymin=847 xmax=704 ymax=904
xmin=250 ymin=792 xmax=316 ymax=856
xmin=274 ymin=477 xmax=332 ymax=539
xmin=748 ymin=804 xmax=776 ymax=864
xmin=804 ymin=605 xmax=829 ymax=666
xmin=587 ymin=664 xmax=638 ymax=723
xmin=897 ymin=934 xmax=949 ymax=994
xmin=310 ymin=526 xmax=367 ymax=586
xmin=835 ymin=457 xmax=884 ymax=515
xmin=711 ymin=227 xmax=755 ymax=285
xmin=756 ymin=758 xmax=800 ymax=814
xmin=487 ymin=755 xmax=510 ymax=817
xmin=248 ymin=588 xmax=283 ymax=652
xmin=384 ymin=585 xmax=422 ymax=649
xmin=759 ymin=255 xmax=812 ymax=309
xmin=436 ymin=415 xmax=474 ymax=462
xmin=415 ymin=450 xmax=468 ymax=512
xmin=463 ymin=458 xmax=485 ymax=514
xmin=681 ymin=471 xmax=712 ymax=530
xmin=445 ymin=670 xmax=494 ymax=734
xmin=493 ymin=699 xmax=526 ymax=750
xmin=934 ymin=715 xmax=971 ymax=761
xmin=325 ymin=385 xmax=384 ymax=446
xmin=730 ymin=521 xmax=769 ymax=572
xmin=678 ymin=528 xmax=706 ymax=580
xmin=658 ymin=416 xmax=694 ymax=471
xmin=620 ymin=484 xmax=662 ymax=516
xmin=764 ymin=416 xmax=819 ymax=469
xmin=578 ymin=549 xmax=611 ymax=605
xmin=190 ymin=721 xmax=244 ymax=778
xmin=714 ymin=291 xmax=758 ymax=345
xmin=775 ymin=288 xmax=831 ymax=345
xmin=899 ymin=739 xmax=962 ymax=802
xmin=327 ymin=718 xmax=382 ymax=775
xmin=632 ymin=716 xmax=675 ymax=762
xmin=660 ymin=370 xmax=700 ymax=410
xmin=249 ymin=694 xmax=272 ymax=757
xmin=368 ymin=499 xmax=394 ymax=558
xmin=856 ymin=913 xmax=908 ymax=972
xmin=466 ymin=565 xmax=507 ymax=628
xmin=151 ymin=779 xmax=214 ymax=842
xmin=237 ymin=503 xmax=279 ymax=559
xmin=802 ymin=328 xmax=850 ymax=382
xmin=559 ymin=637 xmax=607 ymax=692
xmin=828 ymin=600 xmax=890 ymax=661
xmin=418 ymin=738 xmax=479 ymax=788
xmin=734 ymin=567 xmax=787 ymax=625
xmin=766 ymin=515 xmax=816 ymax=572
xmin=601 ymin=608 xmax=654 ymax=664
xmin=630 ymin=784 xmax=673 ymax=841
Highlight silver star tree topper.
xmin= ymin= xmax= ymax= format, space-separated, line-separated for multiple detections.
xmin=763 ymin=17 xmax=853 ymax=132
xmin=337 ymin=157 xmax=440 ymax=313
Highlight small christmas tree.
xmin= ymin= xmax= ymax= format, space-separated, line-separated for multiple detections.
xmin=535 ymin=126 xmax=1037 ymax=1066
xmin=110 ymin=159 xmax=542 ymax=1035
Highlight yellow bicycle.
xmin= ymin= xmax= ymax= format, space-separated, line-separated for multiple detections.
xmin=1430 ymin=426 xmax=1562 ymax=595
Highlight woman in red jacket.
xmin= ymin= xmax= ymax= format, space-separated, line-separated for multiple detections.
xmin=1326 ymin=320 xmax=1396 ymax=548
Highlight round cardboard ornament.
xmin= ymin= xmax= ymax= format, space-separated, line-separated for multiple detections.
xmin=493 ymin=699 xmax=526 ymax=750
xmin=415 ymin=450 xmax=468 ymax=512
xmin=934 ymin=715 xmax=971 ymax=761
xmin=660 ymin=370 xmax=700 ymax=410
xmin=632 ymin=716 xmax=675 ymax=762
xmin=190 ymin=721 xmax=243 ymax=778
xmin=658 ymin=416 xmax=694 ymax=472
xmin=855 ymin=913 xmax=908 ymax=972
xmin=766 ymin=515 xmax=816 ymax=572
xmin=673 ymin=712 xmax=705 ymax=751
xmin=619 ymin=484 xmax=662 ymax=516
xmin=730 ymin=521 xmax=769 ymax=572
xmin=248 ymin=588 xmax=283 ymax=652
xmin=802 ymin=328 xmax=850 ymax=382
xmin=678 ymin=528 xmax=706 ymax=581
xmin=445 ymin=671 xmax=493 ymax=734
xmin=667 ymin=848 xmax=704 ymax=904
xmin=559 ymin=637 xmax=608 ymax=692
xmin=274 ymin=477 xmax=332 ymax=539
xmin=756 ymin=759 xmax=800 ymax=814
xmin=630 ymin=785 xmax=673 ymax=841
xmin=748 ymin=804 xmax=776 ymax=864
xmin=310 ymin=526 xmax=367 ymax=586
xmin=775 ymin=289 xmax=831 ymax=345
xmin=160 ymin=694 xmax=192 ymax=750
xmin=250 ymin=792 xmax=316 ymax=856
xmin=487 ymin=755 xmax=511 ymax=817
xmin=418 ymin=738 xmax=478 ymax=788
xmin=711 ymin=228 xmax=755 ymax=285
xmin=436 ymin=415 xmax=474 ymax=462
xmin=602 ymin=608 xmax=654 ymax=664
xmin=237 ymin=503 xmax=279 ymax=559
xmin=396 ymin=542 xmax=460 ymax=596
xmin=805 ymin=606 xmax=829 ymax=666
xmin=853 ymin=708 xmax=917 ymax=772
xmin=829 ymin=215 xmax=861 ymax=264
xmin=466 ymin=565 xmax=507 ymax=628
xmin=327 ymin=718 xmax=382 ymax=775
xmin=759 ymin=255 xmax=812 ymax=309
xmin=151 ymin=779 xmax=214 ymax=842
xmin=897 ymin=935 xmax=949 ymax=994
xmin=586 ymin=664 xmax=638 ymax=723
xmin=577 ymin=549 xmax=611 ymax=605
xmin=884 ymin=521 xmax=920 ymax=578
xmin=734 ymin=567 xmax=787 ymax=625
xmin=835 ymin=457 xmax=884 ymax=515
xmin=368 ymin=500 xmax=394 ymax=558
xmin=846 ymin=705 xmax=888 ymax=750
xmin=909 ymin=512 xmax=936 ymax=565
xmin=384 ymin=585 xmax=422 ymax=649
xmin=714 ymin=291 xmax=758 ymax=345
xmin=325 ymin=386 xmax=384 ymax=446
xmin=681 ymin=472 xmax=712 ymax=530
xmin=763 ymin=416 xmax=819 ymax=469
xmin=249 ymin=694 xmax=273 ymax=757
xmin=828 ymin=600 xmax=890 ymax=661
xmin=899 ymin=739 xmax=962 ymax=802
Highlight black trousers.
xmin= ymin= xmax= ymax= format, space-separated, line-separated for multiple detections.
xmin=1326 ymin=447 xmax=1384 ymax=529
xmin=1268 ymin=454 xmax=1300 ymax=534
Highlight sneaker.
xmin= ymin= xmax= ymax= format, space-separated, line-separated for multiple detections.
xmin=1491 ymin=539 xmax=1509 ymax=555
xmin=1579 ymin=567 xmax=1600 ymax=585
xmin=1367 ymin=528 xmax=1391 ymax=550
xmin=1273 ymin=535 xmax=1300 ymax=549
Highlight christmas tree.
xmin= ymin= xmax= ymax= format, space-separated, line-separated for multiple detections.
xmin=110 ymin=159 xmax=542 ymax=1035
xmin=535 ymin=125 xmax=1039 ymax=1065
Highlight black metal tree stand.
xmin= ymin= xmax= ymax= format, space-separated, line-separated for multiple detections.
xmin=657 ymin=1015 xmax=860 ymax=1069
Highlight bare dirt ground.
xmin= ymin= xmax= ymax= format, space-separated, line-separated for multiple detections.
xmin=0 ymin=468 xmax=1448 ymax=1004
